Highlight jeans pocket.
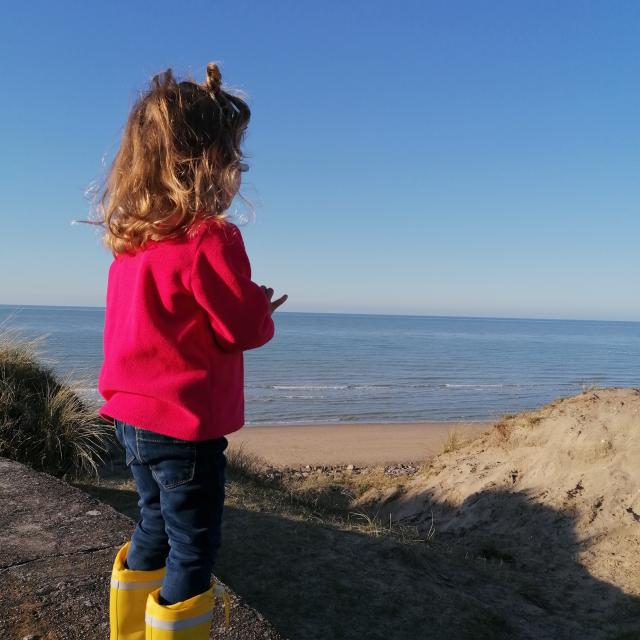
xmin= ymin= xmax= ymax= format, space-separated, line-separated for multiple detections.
xmin=136 ymin=429 xmax=197 ymax=491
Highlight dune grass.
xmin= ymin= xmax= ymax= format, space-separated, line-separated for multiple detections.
xmin=0 ymin=327 xmax=111 ymax=479
xmin=441 ymin=429 xmax=461 ymax=454
xmin=222 ymin=442 xmax=425 ymax=541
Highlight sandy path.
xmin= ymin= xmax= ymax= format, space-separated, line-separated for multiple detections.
xmin=226 ymin=421 xmax=491 ymax=466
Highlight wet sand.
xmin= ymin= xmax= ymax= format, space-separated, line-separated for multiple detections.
xmin=226 ymin=421 xmax=491 ymax=466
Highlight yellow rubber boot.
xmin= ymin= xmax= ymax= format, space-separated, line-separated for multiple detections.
xmin=145 ymin=580 xmax=231 ymax=639
xmin=110 ymin=541 xmax=167 ymax=640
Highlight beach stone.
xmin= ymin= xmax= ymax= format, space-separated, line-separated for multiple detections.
xmin=0 ymin=457 xmax=284 ymax=640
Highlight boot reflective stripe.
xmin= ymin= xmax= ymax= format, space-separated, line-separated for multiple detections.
xmin=111 ymin=578 xmax=164 ymax=590
xmin=145 ymin=610 xmax=214 ymax=631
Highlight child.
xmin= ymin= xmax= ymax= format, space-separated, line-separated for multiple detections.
xmin=97 ymin=62 xmax=287 ymax=640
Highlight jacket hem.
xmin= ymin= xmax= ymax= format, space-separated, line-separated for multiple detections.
xmin=99 ymin=392 xmax=243 ymax=441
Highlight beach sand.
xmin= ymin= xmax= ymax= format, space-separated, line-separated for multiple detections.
xmin=226 ymin=420 xmax=490 ymax=466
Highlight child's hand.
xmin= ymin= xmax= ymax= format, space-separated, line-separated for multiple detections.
xmin=260 ymin=285 xmax=288 ymax=315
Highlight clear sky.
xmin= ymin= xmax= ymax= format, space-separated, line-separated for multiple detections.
xmin=0 ymin=1 xmax=638 ymax=320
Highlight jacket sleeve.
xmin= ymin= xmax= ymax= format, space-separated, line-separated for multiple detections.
xmin=190 ymin=222 xmax=275 ymax=352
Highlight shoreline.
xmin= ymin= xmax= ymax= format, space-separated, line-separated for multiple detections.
xmin=226 ymin=420 xmax=492 ymax=466
xmin=244 ymin=417 xmax=492 ymax=428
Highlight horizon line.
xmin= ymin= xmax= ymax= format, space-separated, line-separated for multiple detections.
xmin=1 ymin=302 xmax=639 ymax=325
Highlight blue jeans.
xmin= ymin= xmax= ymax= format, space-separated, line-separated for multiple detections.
xmin=113 ymin=418 xmax=228 ymax=605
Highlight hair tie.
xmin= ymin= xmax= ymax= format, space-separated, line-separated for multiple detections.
xmin=206 ymin=62 xmax=222 ymax=98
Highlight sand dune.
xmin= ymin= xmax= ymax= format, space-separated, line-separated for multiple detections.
xmin=363 ymin=388 xmax=640 ymax=635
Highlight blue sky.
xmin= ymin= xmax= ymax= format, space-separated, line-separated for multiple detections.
xmin=0 ymin=1 xmax=638 ymax=320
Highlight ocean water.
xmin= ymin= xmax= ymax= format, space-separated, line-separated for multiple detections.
xmin=1 ymin=304 xmax=639 ymax=425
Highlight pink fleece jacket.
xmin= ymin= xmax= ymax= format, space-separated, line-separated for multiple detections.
xmin=97 ymin=217 xmax=274 ymax=441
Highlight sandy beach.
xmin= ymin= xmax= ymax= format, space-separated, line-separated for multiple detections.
xmin=226 ymin=420 xmax=491 ymax=466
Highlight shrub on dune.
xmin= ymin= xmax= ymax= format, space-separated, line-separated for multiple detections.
xmin=0 ymin=328 xmax=111 ymax=479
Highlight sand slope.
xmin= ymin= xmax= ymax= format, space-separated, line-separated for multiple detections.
xmin=367 ymin=388 xmax=640 ymax=637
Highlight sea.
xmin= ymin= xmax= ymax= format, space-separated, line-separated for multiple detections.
xmin=1 ymin=304 xmax=639 ymax=426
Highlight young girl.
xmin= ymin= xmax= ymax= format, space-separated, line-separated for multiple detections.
xmin=97 ymin=62 xmax=287 ymax=640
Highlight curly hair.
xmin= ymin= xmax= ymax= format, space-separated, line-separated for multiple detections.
xmin=98 ymin=62 xmax=251 ymax=256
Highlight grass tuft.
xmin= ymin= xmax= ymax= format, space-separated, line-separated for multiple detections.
xmin=225 ymin=440 xmax=271 ymax=481
xmin=441 ymin=429 xmax=461 ymax=454
xmin=0 ymin=326 xmax=111 ymax=479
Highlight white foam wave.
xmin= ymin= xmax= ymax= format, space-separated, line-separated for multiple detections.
xmin=444 ymin=384 xmax=506 ymax=389
xmin=272 ymin=384 xmax=348 ymax=390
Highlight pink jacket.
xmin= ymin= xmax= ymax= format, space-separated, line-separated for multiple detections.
xmin=98 ymin=218 xmax=274 ymax=441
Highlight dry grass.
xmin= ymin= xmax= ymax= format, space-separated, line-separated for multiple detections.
xmin=491 ymin=409 xmax=547 ymax=447
xmin=217 ymin=444 xmax=426 ymax=543
xmin=225 ymin=440 xmax=270 ymax=480
xmin=0 ymin=326 xmax=112 ymax=479
xmin=492 ymin=418 xmax=514 ymax=442
xmin=441 ymin=429 xmax=461 ymax=454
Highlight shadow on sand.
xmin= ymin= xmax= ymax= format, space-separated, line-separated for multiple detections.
xmin=77 ymin=472 xmax=640 ymax=640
